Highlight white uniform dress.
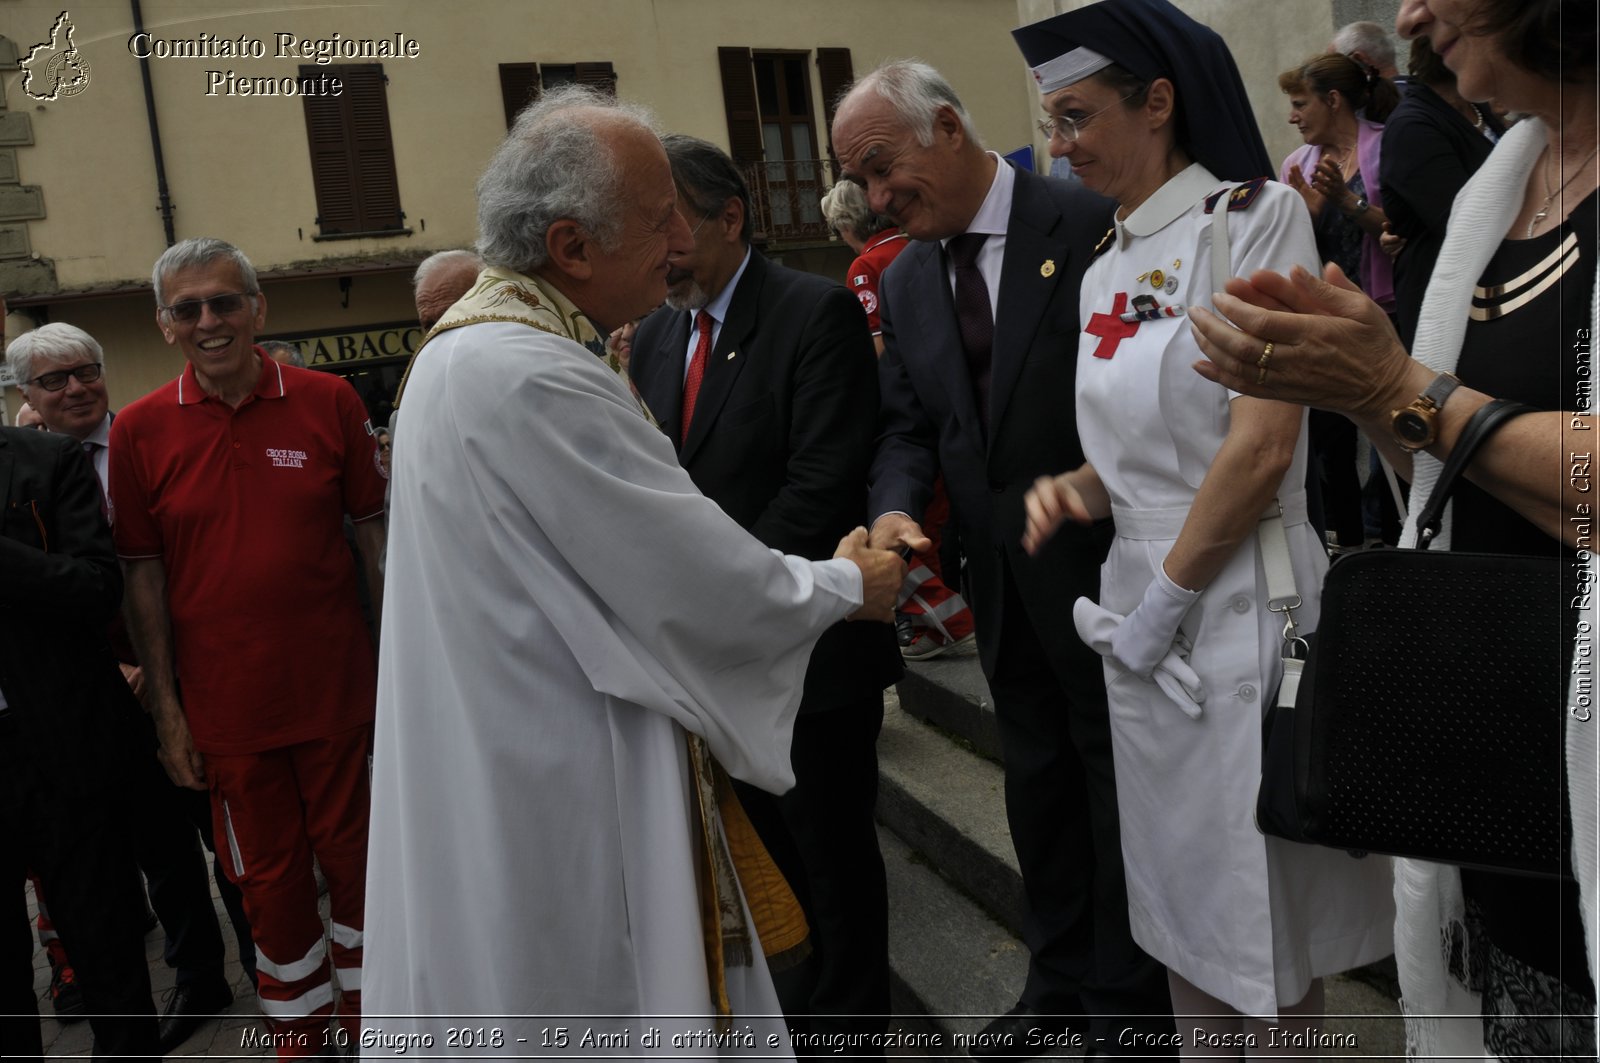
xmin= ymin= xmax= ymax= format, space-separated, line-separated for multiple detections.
xmin=1075 ymin=163 xmax=1394 ymax=1018
xmin=365 ymin=270 xmax=864 ymax=1058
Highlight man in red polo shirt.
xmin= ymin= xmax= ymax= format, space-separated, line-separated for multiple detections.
xmin=110 ymin=237 xmax=386 ymax=1057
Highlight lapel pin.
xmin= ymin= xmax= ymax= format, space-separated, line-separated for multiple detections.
xmin=1164 ymin=275 xmax=1179 ymax=295
xmin=1041 ymin=259 xmax=1057 ymax=278
xmin=1172 ymin=259 xmax=1182 ymax=270
xmin=726 ymin=351 xmax=737 ymax=360
xmin=1149 ymin=269 xmax=1165 ymax=289
xmin=1136 ymin=270 xmax=1150 ymax=282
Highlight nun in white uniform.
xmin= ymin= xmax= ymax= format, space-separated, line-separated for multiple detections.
xmin=1014 ymin=0 xmax=1394 ymax=1053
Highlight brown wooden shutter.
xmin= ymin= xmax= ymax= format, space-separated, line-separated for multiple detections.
xmin=574 ymin=62 xmax=617 ymax=97
xmin=718 ymin=47 xmax=763 ymax=164
xmin=816 ymin=47 xmax=853 ymax=163
xmin=301 ymin=65 xmax=404 ymax=234
xmin=499 ymin=63 xmax=541 ymax=128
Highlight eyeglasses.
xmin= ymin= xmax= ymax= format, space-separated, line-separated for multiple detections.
xmin=688 ymin=212 xmax=715 ymax=239
xmin=27 ymin=362 xmax=104 ymax=392
xmin=1036 ymin=91 xmax=1140 ymax=144
xmin=159 ymin=292 xmax=256 ymax=324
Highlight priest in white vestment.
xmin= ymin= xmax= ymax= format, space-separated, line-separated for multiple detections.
xmin=362 ymin=88 xmax=904 ymax=1058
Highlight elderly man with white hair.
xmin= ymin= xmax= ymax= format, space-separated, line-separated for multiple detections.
xmin=362 ymin=85 xmax=904 ymax=1051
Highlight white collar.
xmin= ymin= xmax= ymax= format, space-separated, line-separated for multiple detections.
xmin=693 ymin=247 xmax=753 ymax=329
xmin=1115 ymin=163 xmax=1221 ymax=250
xmin=942 ymin=153 xmax=1014 ymax=247
xmin=84 ymin=412 xmax=112 ymax=448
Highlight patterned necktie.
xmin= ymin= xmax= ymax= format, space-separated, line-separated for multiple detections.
xmin=681 ymin=309 xmax=714 ymax=444
xmin=947 ymin=232 xmax=994 ymax=434
xmin=82 ymin=440 xmax=108 ymax=519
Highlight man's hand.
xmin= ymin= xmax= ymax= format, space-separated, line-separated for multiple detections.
xmin=119 ymin=662 xmax=147 ymax=703
xmin=867 ymin=512 xmax=931 ymax=555
xmin=150 ymin=693 xmax=206 ymax=790
xmin=834 ymin=526 xmax=906 ymax=623
xmin=1023 ymin=474 xmax=1094 ymax=555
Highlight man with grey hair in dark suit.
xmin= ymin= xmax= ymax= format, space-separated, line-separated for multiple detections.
xmin=833 ymin=60 xmax=1175 ymax=1056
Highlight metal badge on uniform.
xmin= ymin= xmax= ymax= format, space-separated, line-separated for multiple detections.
xmin=1164 ymin=275 xmax=1179 ymax=295
xmin=1041 ymin=259 xmax=1056 ymax=278
xmin=726 ymin=351 xmax=737 ymax=360
xmin=1149 ymin=269 xmax=1165 ymax=289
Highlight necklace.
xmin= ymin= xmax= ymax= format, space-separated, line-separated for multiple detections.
xmin=1528 ymin=142 xmax=1600 ymax=237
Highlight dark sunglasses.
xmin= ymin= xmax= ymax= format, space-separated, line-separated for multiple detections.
xmin=28 ymin=362 xmax=103 ymax=392
xmin=159 ymin=291 xmax=255 ymax=324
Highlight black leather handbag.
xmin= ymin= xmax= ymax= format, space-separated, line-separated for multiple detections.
xmin=1257 ymin=399 xmax=1579 ymax=878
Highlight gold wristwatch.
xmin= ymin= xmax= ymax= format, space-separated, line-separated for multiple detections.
xmin=1391 ymin=372 xmax=1462 ymax=451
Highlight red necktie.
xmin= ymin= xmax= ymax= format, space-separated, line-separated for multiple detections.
xmin=681 ymin=310 xmax=713 ymax=444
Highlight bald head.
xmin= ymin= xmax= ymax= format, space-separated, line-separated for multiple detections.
xmin=414 ymin=250 xmax=484 ymax=331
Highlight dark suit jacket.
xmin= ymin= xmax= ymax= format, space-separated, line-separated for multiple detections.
xmin=632 ymin=251 xmax=901 ymax=713
xmin=0 ymin=427 xmax=143 ymax=809
xmin=1380 ymin=82 xmax=1500 ymax=349
xmin=869 ymin=165 xmax=1117 ymax=677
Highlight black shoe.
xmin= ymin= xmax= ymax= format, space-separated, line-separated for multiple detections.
xmin=895 ymin=613 xmax=916 ymax=648
xmin=49 ymin=962 xmax=87 ymax=1023
xmin=967 ymin=1004 xmax=1084 ymax=1061
xmin=158 ymin=976 xmax=234 ymax=1053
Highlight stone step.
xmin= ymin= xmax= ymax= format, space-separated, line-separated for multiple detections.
xmin=876 ymin=688 xmax=1408 ymax=1058
xmin=879 ymin=826 xmax=1029 ymax=1057
xmin=878 ymin=693 xmax=1024 ymax=936
xmin=893 ymin=652 xmax=1002 ymax=762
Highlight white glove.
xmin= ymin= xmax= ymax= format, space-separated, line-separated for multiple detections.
xmin=1108 ymin=565 xmax=1201 ymax=678
xmin=1073 ymin=596 xmax=1205 ymax=720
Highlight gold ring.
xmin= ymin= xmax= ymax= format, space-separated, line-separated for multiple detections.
xmin=1257 ymin=364 xmax=1269 ymax=385
xmin=1257 ymin=341 xmax=1275 ymax=368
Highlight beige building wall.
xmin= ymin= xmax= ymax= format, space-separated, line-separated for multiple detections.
xmin=0 ymin=0 xmax=1359 ymax=421
xmin=0 ymin=0 xmax=1038 ymax=418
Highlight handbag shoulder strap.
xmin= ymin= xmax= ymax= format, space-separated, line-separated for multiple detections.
xmin=1414 ymin=397 xmax=1537 ymax=547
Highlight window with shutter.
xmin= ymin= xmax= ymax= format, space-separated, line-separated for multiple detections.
xmin=301 ymin=65 xmax=406 ymax=239
xmin=815 ymin=48 xmax=853 ymax=164
xmin=499 ymin=62 xmax=615 ymax=130
xmin=499 ymin=63 xmax=540 ymax=128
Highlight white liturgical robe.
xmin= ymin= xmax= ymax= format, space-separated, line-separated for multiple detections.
xmin=363 ymin=278 xmax=863 ymax=1058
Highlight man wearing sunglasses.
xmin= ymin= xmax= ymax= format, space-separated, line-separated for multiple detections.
xmin=109 ymin=238 xmax=387 ymax=1055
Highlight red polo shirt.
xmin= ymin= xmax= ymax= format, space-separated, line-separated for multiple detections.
xmin=846 ymin=228 xmax=910 ymax=335
xmin=109 ymin=353 xmax=386 ymax=755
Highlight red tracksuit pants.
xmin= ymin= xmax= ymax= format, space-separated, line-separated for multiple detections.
xmin=207 ymin=724 xmax=371 ymax=1059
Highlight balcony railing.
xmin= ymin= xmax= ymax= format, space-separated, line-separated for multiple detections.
xmin=740 ymin=158 xmax=840 ymax=244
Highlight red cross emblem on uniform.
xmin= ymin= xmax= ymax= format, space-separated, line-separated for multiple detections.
xmin=1086 ymin=292 xmax=1139 ymax=360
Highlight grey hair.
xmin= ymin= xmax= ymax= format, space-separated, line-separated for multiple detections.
xmin=8 ymin=322 xmax=104 ymax=390
xmin=820 ymin=180 xmax=896 ymax=239
xmin=413 ymin=249 xmax=484 ymax=289
xmin=661 ymin=135 xmax=753 ymax=245
xmin=258 ymin=339 xmax=305 ymax=368
xmin=845 ymin=59 xmax=981 ymax=148
xmin=1332 ymin=21 xmax=1396 ymax=72
xmin=151 ymin=237 xmax=260 ymax=307
xmin=475 ymin=85 xmax=660 ymax=274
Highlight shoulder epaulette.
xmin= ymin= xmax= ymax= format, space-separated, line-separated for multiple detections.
xmin=1203 ymin=176 xmax=1269 ymax=215
xmin=1091 ymin=225 xmax=1116 ymax=259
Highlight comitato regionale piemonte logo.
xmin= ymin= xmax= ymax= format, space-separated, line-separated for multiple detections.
xmin=21 ymin=11 xmax=92 ymax=101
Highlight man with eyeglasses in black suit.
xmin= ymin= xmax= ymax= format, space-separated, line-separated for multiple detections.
xmin=10 ymin=321 xmax=255 ymax=1050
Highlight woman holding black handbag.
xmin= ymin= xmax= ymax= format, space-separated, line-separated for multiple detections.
xmin=1190 ymin=1 xmax=1596 ymax=1057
